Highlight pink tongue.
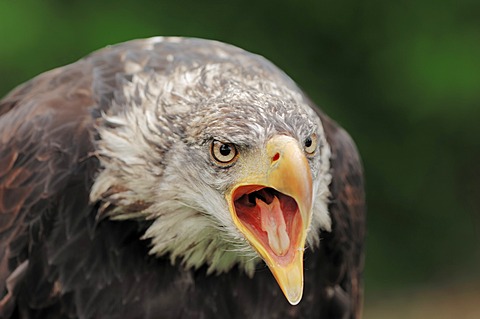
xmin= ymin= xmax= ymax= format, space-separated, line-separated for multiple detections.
xmin=256 ymin=197 xmax=290 ymax=256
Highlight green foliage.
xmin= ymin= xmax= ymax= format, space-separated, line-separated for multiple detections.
xmin=1 ymin=0 xmax=478 ymax=295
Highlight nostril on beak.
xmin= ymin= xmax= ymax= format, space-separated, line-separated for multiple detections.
xmin=272 ymin=152 xmax=280 ymax=162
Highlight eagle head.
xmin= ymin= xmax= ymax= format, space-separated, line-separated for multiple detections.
xmin=89 ymin=37 xmax=332 ymax=305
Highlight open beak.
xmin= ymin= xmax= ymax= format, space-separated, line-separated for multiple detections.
xmin=226 ymin=135 xmax=313 ymax=305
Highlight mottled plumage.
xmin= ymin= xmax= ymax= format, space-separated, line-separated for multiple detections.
xmin=0 ymin=37 xmax=365 ymax=318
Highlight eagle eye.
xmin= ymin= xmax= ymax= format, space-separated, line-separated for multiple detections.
xmin=304 ymin=134 xmax=317 ymax=155
xmin=211 ymin=140 xmax=239 ymax=166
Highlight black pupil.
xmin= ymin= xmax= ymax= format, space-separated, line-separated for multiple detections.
xmin=219 ymin=144 xmax=232 ymax=156
xmin=305 ymin=137 xmax=312 ymax=148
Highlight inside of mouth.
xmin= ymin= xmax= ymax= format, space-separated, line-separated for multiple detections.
xmin=233 ymin=186 xmax=302 ymax=264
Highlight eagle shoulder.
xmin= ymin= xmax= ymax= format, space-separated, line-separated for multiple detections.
xmin=0 ymin=59 xmax=98 ymax=317
xmin=316 ymin=109 xmax=366 ymax=319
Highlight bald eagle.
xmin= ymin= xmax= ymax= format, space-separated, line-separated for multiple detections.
xmin=0 ymin=37 xmax=365 ymax=318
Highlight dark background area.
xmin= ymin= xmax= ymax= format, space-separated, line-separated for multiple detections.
xmin=1 ymin=1 xmax=479 ymax=317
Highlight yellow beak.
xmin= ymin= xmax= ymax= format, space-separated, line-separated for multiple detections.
xmin=226 ymin=135 xmax=313 ymax=305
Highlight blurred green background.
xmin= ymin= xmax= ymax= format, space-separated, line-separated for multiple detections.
xmin=1 ymin=0 xmax=479 ymax=317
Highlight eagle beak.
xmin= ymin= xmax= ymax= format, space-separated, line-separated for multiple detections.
xmin=226 ymin=135 xmax=313 ymax=305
